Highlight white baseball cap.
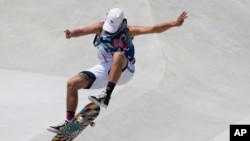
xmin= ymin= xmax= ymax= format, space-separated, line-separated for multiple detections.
xmin=103 ymin=8 xmax=124 ymax=33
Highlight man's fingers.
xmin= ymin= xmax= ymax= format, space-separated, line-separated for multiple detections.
xmin=181 ymin=11 xmax=188 ymax=19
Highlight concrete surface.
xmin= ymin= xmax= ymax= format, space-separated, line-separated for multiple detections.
xmin=1 ymin=0 xmax=250 ymax=141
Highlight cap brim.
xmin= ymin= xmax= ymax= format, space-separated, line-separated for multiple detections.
xmin=103 ymin=21 xmax=119 ymax=33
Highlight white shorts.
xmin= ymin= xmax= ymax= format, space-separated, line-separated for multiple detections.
xmin=82 ymin=61 xmax=135 ymax=89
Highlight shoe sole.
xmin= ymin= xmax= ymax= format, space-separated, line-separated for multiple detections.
xmin=88 ymin=96 xmax=108 ymax=108
xmin=47 ymin=127 xmax=62 ymax=134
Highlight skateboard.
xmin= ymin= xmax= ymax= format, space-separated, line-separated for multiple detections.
xmin=51 ymin=102 xmax=100 ymax=141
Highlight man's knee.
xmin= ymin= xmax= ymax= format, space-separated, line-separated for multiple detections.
xmin=112 ymin=51 xmax=128 ymax=69
xmin=67 ymin=78 xmax=80 ymax=91
xmin=66 ymin=72 xmax=95 ymax=90
xmin=113 ymin=51 xmax=126 ymax=59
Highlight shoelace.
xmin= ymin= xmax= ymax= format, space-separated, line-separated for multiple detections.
xmin=96 ymin=91 xmax=107 ymax=99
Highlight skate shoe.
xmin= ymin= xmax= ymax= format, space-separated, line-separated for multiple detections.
xmin=88 ymin=91 xmax=110 ymax=108
xmin=47 ymin=120 xmax=69 ymax=134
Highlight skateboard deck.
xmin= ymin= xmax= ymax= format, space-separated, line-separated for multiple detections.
xmin=51 ymin=102 xmax=100 ymax=141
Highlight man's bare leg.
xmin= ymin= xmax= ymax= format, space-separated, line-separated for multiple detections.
xmin=89 ymin=51 xmax=127 ymax=108
xmin=109 ymin=51 xmax=128 ymax=83
xmin=48 ymin=72 xmax=93 ymax=133
xmin=66 ymin=73 xmax=92 ymax=120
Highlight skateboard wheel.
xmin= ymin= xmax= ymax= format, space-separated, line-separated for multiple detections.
xmin=77 ymin=117 xmax=84 ymax=123
xmin=90 ymin=122 xmax=95 ymax=127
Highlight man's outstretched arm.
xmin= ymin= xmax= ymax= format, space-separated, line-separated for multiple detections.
xmin=129 ymin=11 xmax=187 ymax=37
xmin=64 ymin=23 xmax=102 ymax=39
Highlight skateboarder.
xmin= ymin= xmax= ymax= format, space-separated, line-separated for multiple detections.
xmin=48 ymin=8 xmax=187 ymax=133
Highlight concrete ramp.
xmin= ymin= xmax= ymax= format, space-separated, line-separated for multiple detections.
xmin=1 ymin=0 xmax=250 ymax=141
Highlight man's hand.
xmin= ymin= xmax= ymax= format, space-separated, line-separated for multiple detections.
xmin=175 ymin=11 xmax=188 ymax=26
xmin=64 ymin=29 xmax=73 ymax=39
